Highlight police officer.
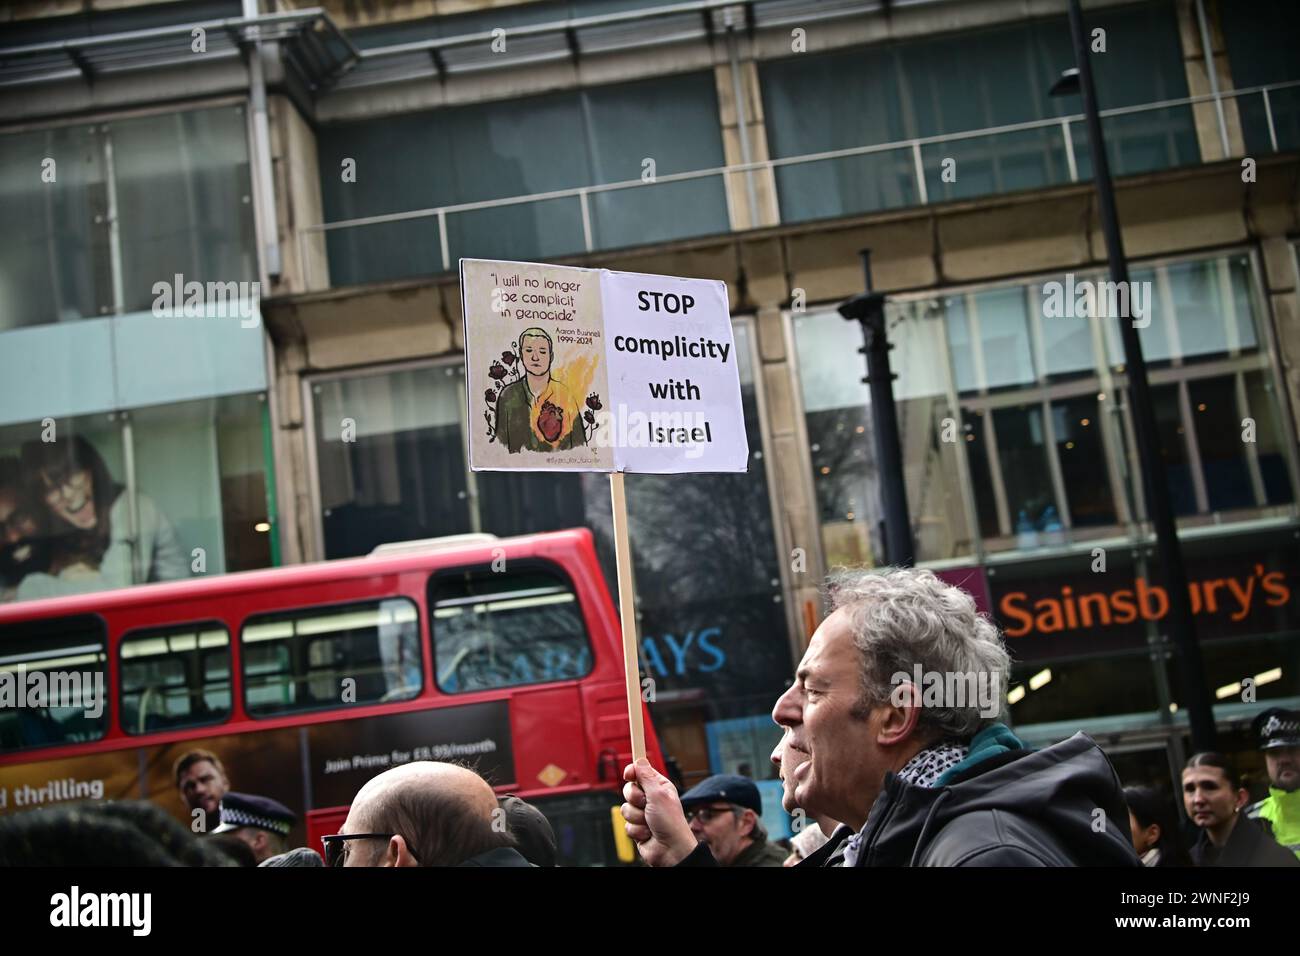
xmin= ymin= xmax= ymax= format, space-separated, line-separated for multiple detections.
xmin=212 ymin=793 xmax=297 ymax=865
xmin=1246 ymin=707 xmax=1300 ymax=860
xmin=678 ymin=774 xmax=786 ymax=867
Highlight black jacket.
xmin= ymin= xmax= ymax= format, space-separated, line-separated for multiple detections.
xmin=1189 ymin=815 xmax=1300 ymax=867
xmin=844 ymin=732 xmax=1138 ymax=866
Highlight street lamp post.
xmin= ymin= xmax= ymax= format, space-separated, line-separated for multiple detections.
xmin=1054 ymin=0 xmax=1217 ymax=751
xmin=839 ymin=249 xmax=915 ymax=568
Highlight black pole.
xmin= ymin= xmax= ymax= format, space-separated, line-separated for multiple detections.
xmin=1065 ymin=0 xmax=1216 ymax=751
xmin=839 ymin=249 xmax=915 ymax=567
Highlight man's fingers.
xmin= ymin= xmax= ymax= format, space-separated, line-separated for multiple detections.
xmin=622 ymin=762 xmax=638 ymax=783
xmin=620 ymin=801 xmax=646 ymax=827
xmin=624 ymin=822 xmax=652 ymax=843
xmin=622 ymin=779 xmax=647 ymax=809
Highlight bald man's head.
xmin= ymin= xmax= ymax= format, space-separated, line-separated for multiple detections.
xmin=340 ymin=762 xmax=515 ymax=867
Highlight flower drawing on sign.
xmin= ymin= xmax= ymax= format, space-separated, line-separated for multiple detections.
xmin=483 ymin=327 xmax=601 ymax=451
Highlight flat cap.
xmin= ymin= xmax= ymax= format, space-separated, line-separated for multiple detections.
xmin=678 ymin=774 xmax=763 ymax=815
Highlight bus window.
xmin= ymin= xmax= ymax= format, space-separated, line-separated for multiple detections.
xmin=0 ymin=615 xmax=107 ymax=753
xmin=241 ymin=598 xmax=422 ymax=716
xmin=430 ymin=566 xmax=592 ymax=693
xmin=119 ymin=623 xmax=231 ymax=735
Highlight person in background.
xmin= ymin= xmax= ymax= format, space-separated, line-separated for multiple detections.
xmin=678 ymin=773 xmax=787 ymax=867
xmin=1182 ymin=752 xmax=1298 ymax=867
xmin=259 ymin=846 xmax=324 ymax=867
xmin=15 ymin=436 xmax=186 ymax=600
xmin=1245 ymin=707 xmax=1300 ymax=860
xmin=212 ymin=792 xmax=296 ymax=864
xmin=0 ymin=800 xmax=235 ymax=867
xmin=325 ymin=761 xmax=529 ymax=867
xmin=0 ymin=456 xmax=47 ymax=601
xmin=498 ymin=795 xmax=558 ymax=867
xmin=771 ymin=729 xmax=841 ymax=866
xmin=174 ymin=748 xmax=230 ymax=834
xmin=1123 ymin=785 xmax=1190 ymax=867
xmin=208 ymin=832 xmax=259 ymax=867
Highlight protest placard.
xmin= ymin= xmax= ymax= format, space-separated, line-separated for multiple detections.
xmin=460 ymin=257 xmax=748 ymax=759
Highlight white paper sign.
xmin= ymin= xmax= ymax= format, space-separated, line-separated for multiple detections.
xmin=461 ymin=257 xmax=747 ymax=474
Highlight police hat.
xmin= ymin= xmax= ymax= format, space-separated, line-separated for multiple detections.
xmin=1254 ymin=708 xmax=1300 ymax=751
xmin=678 ymin=774 xmax=763 ymax=815
xmin=212 ymin=792 xmax=296 ymax=836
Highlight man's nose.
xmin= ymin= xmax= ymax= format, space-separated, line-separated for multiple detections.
xmin=772 ymin=685 xmax=800 ymax=727
xmin=689 ymin=817 xmax=704 ymax=834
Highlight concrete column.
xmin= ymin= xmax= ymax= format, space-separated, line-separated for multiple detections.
xmin=714 ymin=55 xmax=781 ymax=232
xmin=1176 ymin=0 xmax=1245 ymax=161
xmin=741 ymin=237 xmax=824 ymax=651
xmin=1260 ymin=236 xmax=1300 ymax=447
xmin=268 ymin=95 xmax=329 ymax=295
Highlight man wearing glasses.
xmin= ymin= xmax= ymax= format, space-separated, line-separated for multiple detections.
xmin=322 ymin=762 xmax=531 ymax=867
xmin=679 ymin=774 xmax=786 ymax=867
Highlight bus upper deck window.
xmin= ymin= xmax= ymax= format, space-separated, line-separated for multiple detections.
xmin=430 ymin=566 xmax=592 ymax=693
xmin=119 ymin=623 xmax=231 ymax=735
xmin=0 ymin=615 xmax=107 ymax=754
xmin=241 ymin=598 xmax=422 ymax=717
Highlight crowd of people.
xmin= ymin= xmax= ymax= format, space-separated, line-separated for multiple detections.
xmin=0 ymin=567 xmax=1296 ymax=868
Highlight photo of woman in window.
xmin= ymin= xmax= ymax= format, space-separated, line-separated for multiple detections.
xmin=11 ymin=436 xmax=187 ymax=600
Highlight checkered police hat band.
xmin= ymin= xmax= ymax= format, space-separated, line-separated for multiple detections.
xmin=222 ymin=808 xmax=292 ymax=835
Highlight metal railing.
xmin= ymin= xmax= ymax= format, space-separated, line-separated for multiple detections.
xmin=299 ymin=78 xmax=1300 ymax=288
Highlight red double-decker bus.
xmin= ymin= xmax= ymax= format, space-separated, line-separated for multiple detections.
xmin=0 ymin=528 xmax=662 ymax=865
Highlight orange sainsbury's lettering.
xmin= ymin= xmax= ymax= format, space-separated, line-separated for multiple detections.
xmin=999 ymin=592 xmax=1033 ymax=637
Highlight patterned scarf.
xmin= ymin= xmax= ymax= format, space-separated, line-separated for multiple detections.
xmin=840 ymin=741 xmax=970 ymax=867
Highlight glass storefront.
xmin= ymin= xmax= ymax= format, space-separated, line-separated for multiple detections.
xmin=309 ymin=321 xmax=791 ymax=785
xmin=0 ymin=393 xmax=275 ymax=604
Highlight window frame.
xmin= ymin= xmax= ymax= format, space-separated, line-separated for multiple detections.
xmin=0 ymin=613 xmax=109 ymax=754
xmin=239 ymin=595 xmax=424 ymax=719
xmin=117 ymin=618 xmax=233 ymax=737
xmin=427 ymin=558 xmax=595 ymax=696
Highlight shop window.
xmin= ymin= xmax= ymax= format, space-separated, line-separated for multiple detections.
xmin=1 ymin=393 xmax=273 ymax=606
xmin=1007 ymin=652 xmax=1161 ymax=727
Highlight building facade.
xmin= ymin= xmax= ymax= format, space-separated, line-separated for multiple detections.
xmin=2 ymin=0 xmax=1298 ymax=796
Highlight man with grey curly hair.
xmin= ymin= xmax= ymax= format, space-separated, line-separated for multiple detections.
xmin=622 ymin=567 xmax=1138 ymax=867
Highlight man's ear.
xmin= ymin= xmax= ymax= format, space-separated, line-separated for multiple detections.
xmin=738 ymin=809 xmax=756 ymax=838
xmin=389 ymin=834 xmax=419 ymax=867
xmin=877 ymin=682 xmax=923 ymax=746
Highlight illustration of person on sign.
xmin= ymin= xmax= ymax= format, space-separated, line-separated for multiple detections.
xmin=494 ymin=327 xmax=589 ymax=454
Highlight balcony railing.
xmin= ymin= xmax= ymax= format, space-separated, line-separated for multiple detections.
xmin=299 ymin=79 xmax=1300 ymax=290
